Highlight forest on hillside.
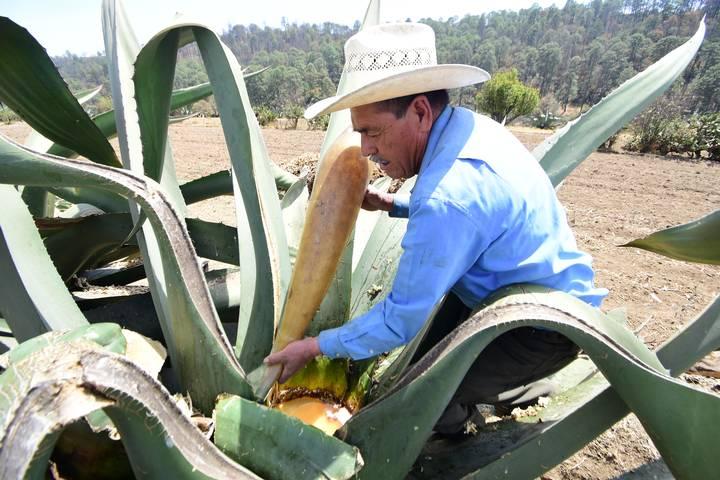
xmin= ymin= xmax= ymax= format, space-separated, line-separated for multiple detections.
xmin=8 ymin=0 xmax=720 ymax=126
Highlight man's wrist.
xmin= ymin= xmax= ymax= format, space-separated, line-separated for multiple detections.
xmin=383 ymin=192 xmax=395 ymax=211
xmin=308 ymin=337 xmax=321 ymax=357
xmin=389 ymin=193 xmax=410 ymax=218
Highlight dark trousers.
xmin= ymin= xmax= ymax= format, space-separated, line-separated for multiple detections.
xmin=414 ymin=293 xmax=580 ymax=434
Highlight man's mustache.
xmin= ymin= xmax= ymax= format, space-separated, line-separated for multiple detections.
xmin=369 ymin=154 xmax=387 ymax=164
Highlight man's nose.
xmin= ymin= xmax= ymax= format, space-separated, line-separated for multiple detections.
xmin=360 ymin=137 xmax=377 ymax=157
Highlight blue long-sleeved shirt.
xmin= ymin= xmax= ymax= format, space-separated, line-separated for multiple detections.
xmin=318 ymin=106 xmax=608 ymax=360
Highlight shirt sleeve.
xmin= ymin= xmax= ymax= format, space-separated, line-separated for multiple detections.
xmin=318 ymin=196 xmax=492 ymax=360
xmin=389 ymin=193 xmax=410 ymax=218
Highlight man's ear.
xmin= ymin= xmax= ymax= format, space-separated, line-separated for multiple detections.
xmin=411 ymin=95 xmax=434 ymax=133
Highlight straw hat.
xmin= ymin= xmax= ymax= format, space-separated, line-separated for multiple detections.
xmin=304 ymin=22 xmax=490 ymax=119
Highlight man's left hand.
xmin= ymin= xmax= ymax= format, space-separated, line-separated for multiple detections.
xmin=264 ymin=337 xmax=321 ymax=383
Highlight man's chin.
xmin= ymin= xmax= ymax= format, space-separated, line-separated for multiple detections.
xmin=378 ymin=166 xmax=399 ymax=179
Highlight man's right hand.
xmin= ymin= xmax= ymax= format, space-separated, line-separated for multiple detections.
xmin=362 ymin=185 xmax=394 ymax=212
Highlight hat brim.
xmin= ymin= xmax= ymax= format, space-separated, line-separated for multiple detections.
xmin=304 ymin=64 xmax=489 ymax=119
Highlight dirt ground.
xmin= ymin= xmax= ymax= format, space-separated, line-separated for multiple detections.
xmin=3 ymin=118 xmax=719 ymax=478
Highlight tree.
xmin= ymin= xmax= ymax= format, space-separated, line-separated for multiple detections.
xmin=537 ymin=42 xmax=562 ymax=94
xmin=475 ymin=69 xmax=540 ymax=124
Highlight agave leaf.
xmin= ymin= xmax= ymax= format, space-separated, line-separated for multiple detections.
xmin=186 ymin=218 xmax=239 ymax=265
xmin=280 ymin=176 xmax=310 ymax=266
xmin=50 ymin=81 xmax=215 ymax=161
xmin=214 ymin=395 xmax=363 ymax=480
xmin=180 ymin=169 xmax=232 ymax=204
xmin=352 ymin=176 xmax=391 ymax=270
xmin=0 ymin=344 xmax=115 ymax=479
xmin=0 ymin=133 xmax=252 ymax=411
xmin=343 ymin=286 xmax=720 ymax=479
xmin=0 ymin=184 xmax=89 ymax=341
xmin=534 ymin=20 xmax=705 ymax=187
xmin=37 ymin=213 xmax=238 ymax=282
xmin=23 ymin=85 xmax=104 ymax=155
xmin=132 ymin=26 xmax=180 ymax=184
xmin=0 ymin=17 xmax=120 ymax=168
xmin=317 ymin=0 xmax=382 ymax=162
xmin=105 ymin=2 xmax=186 ymax=213
xmin=350 ymin=178 xmax=415 ymax=318
xmin=5 ymin=323 xmax=126 ymax=366
xmin=658 ymin=294 xmax=720 ymax=375
xmin=411 ymin=292 xmax=720 ymax=479
xmin=309 ymin=240 xmax=355 ymax=334
xmin=42 ymin=213 xmax=134 ymax=281
xmin=271 ymin=162 xmax=300 ymax=190
xmin=0 ymin=341 xmax=259 ymax=480
xmin=192 ymin=26 xmax=291 ymax=370
xmin=622 ymin=209 xmax=720 ymax=265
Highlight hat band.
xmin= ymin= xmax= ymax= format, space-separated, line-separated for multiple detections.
xmin=345 ymin=47 xmax=436 ymax=73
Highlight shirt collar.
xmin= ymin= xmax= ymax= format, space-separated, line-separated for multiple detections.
xmin=418 ymin=105 xmax=454 ymax=177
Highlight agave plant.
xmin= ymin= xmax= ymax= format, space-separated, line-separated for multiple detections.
xmin=0 ymin=0 xmax=719 ymax=479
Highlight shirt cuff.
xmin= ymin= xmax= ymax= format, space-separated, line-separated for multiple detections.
xmin=318 ymin=328 xmax=350 ymax=359
xmin=389 ymin=193 xmax=410 ymax=218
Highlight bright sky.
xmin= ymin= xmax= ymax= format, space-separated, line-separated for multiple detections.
xmin=4 ymin=0 xmax=573 ymax=56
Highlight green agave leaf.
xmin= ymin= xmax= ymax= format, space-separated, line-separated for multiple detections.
xmin=0 ymin=17 xmax=120 ymax=168
xmin=104 ymin=1 xmax=186 ymax=213
xmin=23 ymin=85 xmax=104 ymax=155
xmin=310 ymin=239 xmax=354 ymax=334
xmin=352 ymin=176 xmax=391 ymax=270
xmin=133 ymin=26 xmax=180 ymax=183
xmin=181 ymin=164 xmax=298 ymax=206
xmin=192 ymin=26 xmax=291 ymax=371
xmin=179 ymin=170 xmax=231 ymax=204
xmin=534 ymin=20 xmax=705 ymax=186
xmin=186 ymin=218 xmax=239 ymax=265
xmin=411 ymin=292 xmax=720 ymax=479
xmin=214 ymin=395 xmax=363 ymax=480
xmin=17 ymin=86 xmax=102 ymax=218
xmin=350 ymin=178 xmax=415 ymax=318
xmin=280 ymin=176 xmax=310 ymax=266
xmin=342 ymin=286 xmax=720 ymax=479
xmin=19 ymin=186 xmax=54 ymax=218
xmin=658 ymin=294 xmax=720 ymax=375
xmin=37 ymin=213 xmax=238 ymax=283
xmin=42 ymin=213 xmax=134 ymax=281
xmin=0 ymin=184 xmax=89 ymax=341
xmin=622 ymin=209 xmax=720 ymax=265
xmin=0 ymin=341 xmax=259 ymax=479
xmin=48 ymin=82 xmax=214 ymax=163
xmin=0 ymin=133 xmax=252 ymax=411
xmin=317 ymin=0 xmax=382 ymax=162
xmin=6 ymin=323 xmax=126 ymax=366
xmin=49 ymin=186 xmax=128 ymax=213
xmin=74 ymin=85 xmax=104 ymax=105
xmin=271 ymin=162 xmax=300 ymax=190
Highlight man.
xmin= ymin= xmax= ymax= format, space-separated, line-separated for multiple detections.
xmin=265 ymin=22 xmax=607 ymax=435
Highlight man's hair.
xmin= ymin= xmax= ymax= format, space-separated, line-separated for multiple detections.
xmin=375 ymin=89 xmax=450 ymax=118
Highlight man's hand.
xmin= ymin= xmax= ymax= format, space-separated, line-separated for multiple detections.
xmin=264 ymin=337 xmax=321 ymax=384
xmin=362 ymin=185 xmax=394 ymax=212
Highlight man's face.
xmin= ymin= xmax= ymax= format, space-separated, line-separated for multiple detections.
xmin=350 ymin=101 xmax=429 ymax=179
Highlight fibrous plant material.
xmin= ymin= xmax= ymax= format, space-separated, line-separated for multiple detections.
xmin=253 ymin=128 xmax=371 ymax=400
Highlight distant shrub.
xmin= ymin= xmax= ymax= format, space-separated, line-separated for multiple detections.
xmin=193 ymin=99 xmax=218 ymax=117
xmin=309 ymin=113 xmax=329 ymax=131
xmin=626 ymin=103 xmax=690 ymax=155
xmin=255 ymin=106 xmax=277 ymax=126
xmin=627 ymin=103 xmax=720 ymax=160
xmin=283 ymin=104 xmax=305 ymax=129
xmin=600 ymin=132 xmax=620 ymax=152
xmin=693 ymin=113 xmax=720 ymax=161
